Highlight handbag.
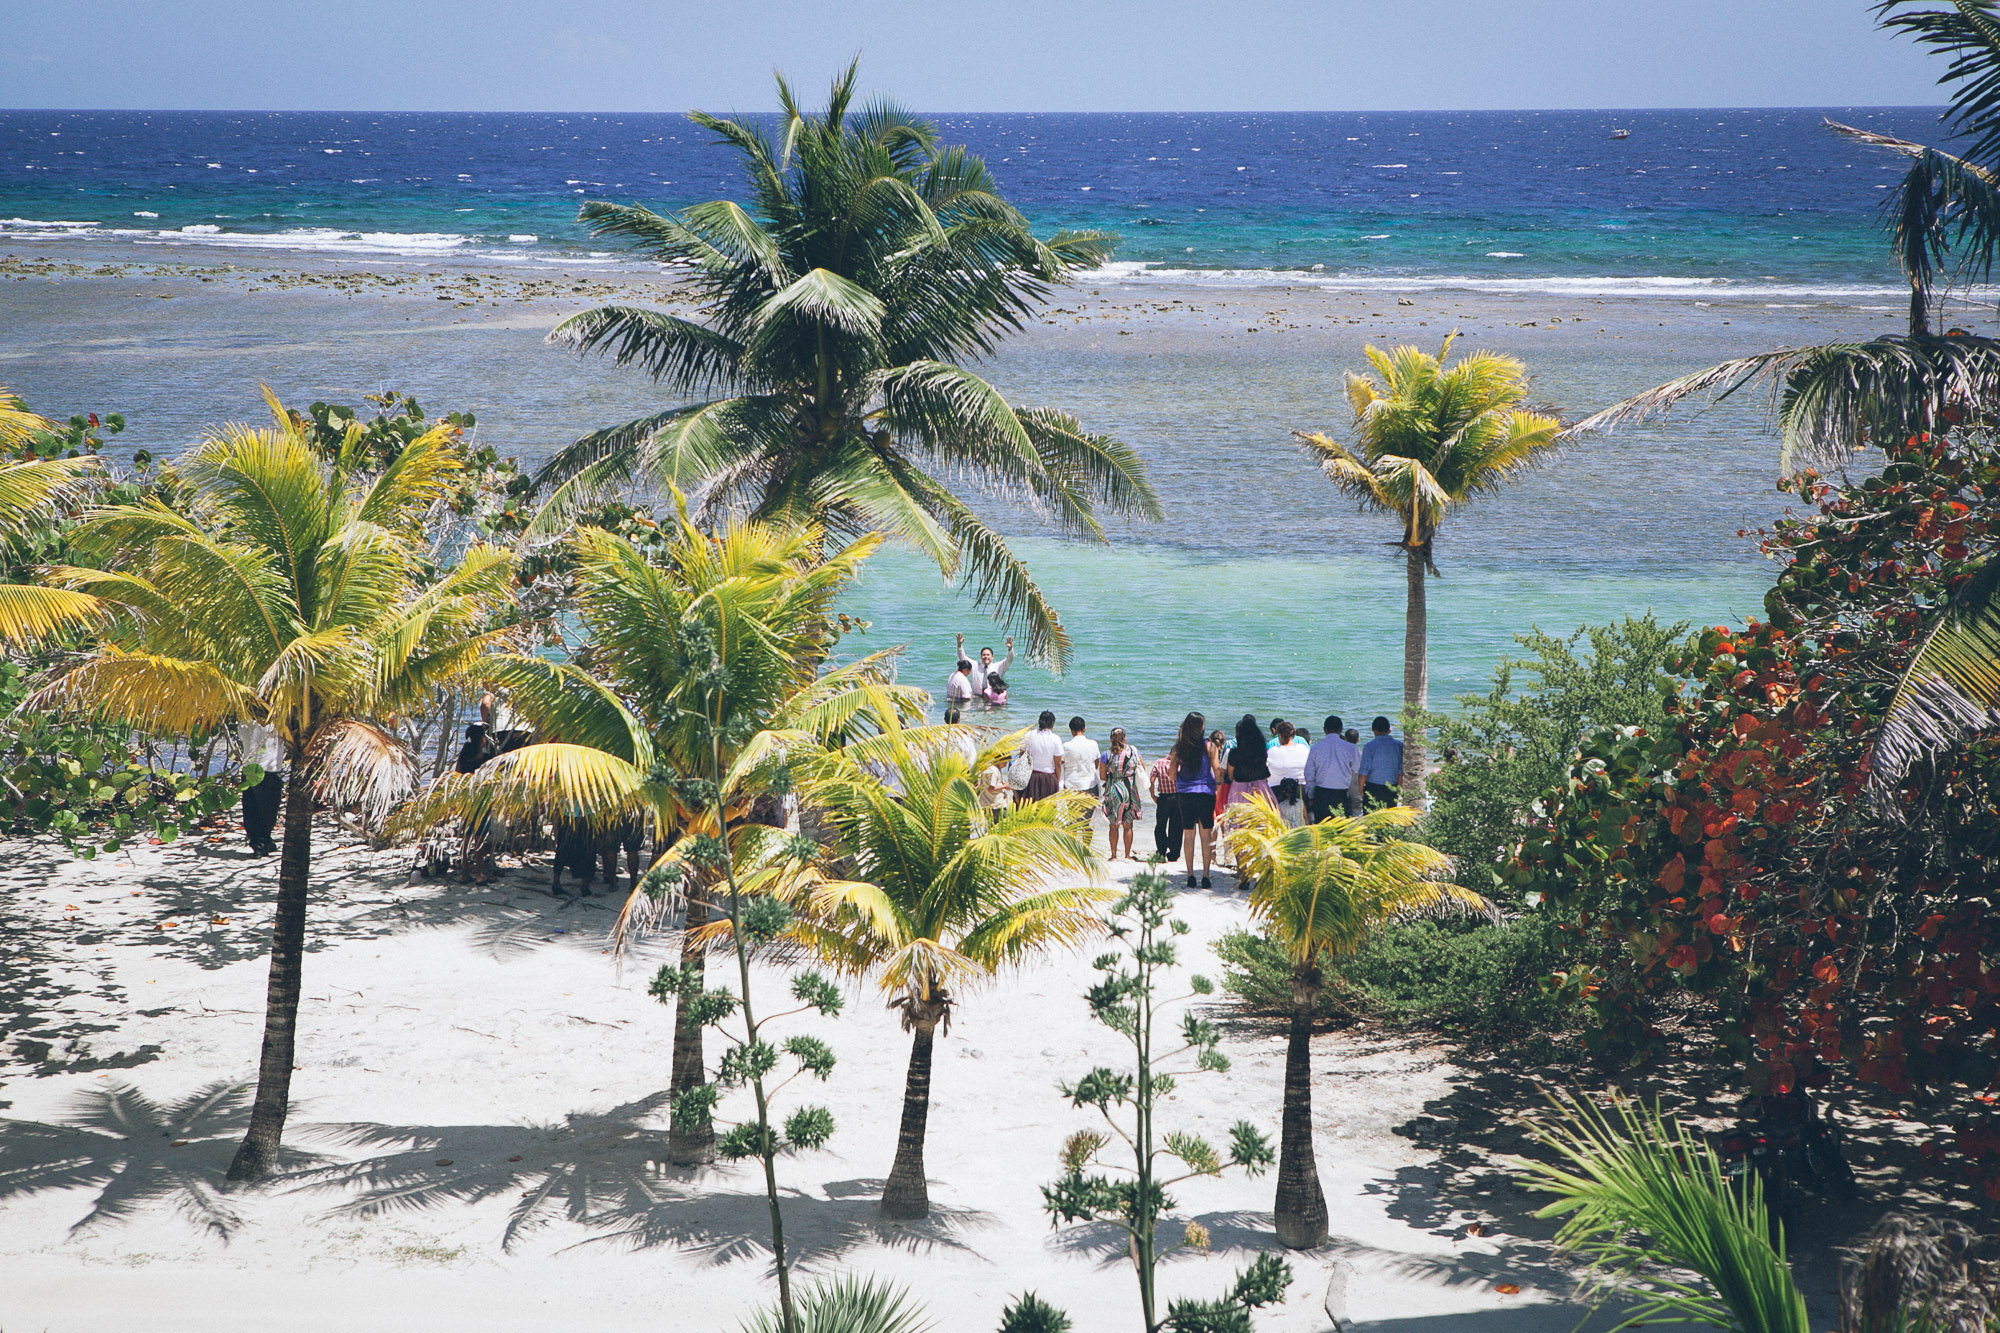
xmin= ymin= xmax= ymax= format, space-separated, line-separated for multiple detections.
xmin=1005 ymin=749 xmax=1033 ymax=791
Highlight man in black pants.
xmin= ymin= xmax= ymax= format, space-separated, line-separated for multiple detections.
xmin=240 ymin=720 xmax=284 ymax=856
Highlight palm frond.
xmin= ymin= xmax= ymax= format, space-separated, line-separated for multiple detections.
xmin=0 ymin=584 xmax=106 ymax=644
xmin=1566 ymin=335 xmax=2000 ymax=475
xmin=1872 ymin=554 xmax=2000 ymax=799
xmin=1514 ymin=1090 xmax=1810 ymax=1333
xmin=1877 ymin=1 xmax=2000 ymax=166
xmin=310 ymin=718 xmax=418 ymax=830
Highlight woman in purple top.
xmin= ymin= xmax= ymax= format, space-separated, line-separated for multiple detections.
xmin=1165 ymin=711 xmax=1223 ymax=890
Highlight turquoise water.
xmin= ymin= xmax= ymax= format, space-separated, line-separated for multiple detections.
xmin=845 ymin=540 xmax=1763 ymax=759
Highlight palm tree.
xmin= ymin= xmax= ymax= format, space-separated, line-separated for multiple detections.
xmin=34 ymin=400 xmax=517 ymax=1180
xmin=786 ymin=734 xmax=1110 ymax=1219
xmin=0 ymin=388 xmax=114 ymax=644
xmin=395 ymin=507 xmax=926 ymax=1166
xmin=1293 ymin=337 xmax=1561 ymax=803
xmin=1222 ymin=798 xmax=1476 ymax=1248
xmin=533 ymin=61 xmax=1161 ymax=670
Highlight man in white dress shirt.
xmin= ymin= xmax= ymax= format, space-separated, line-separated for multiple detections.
xmin=955 ymin=632 xmax=1013 ymax=698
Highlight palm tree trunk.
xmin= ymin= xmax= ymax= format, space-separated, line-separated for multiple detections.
xmin=1401 ymin=545 xmax=1429 ymax=804
xmin=226 ymin=764 xmax=315 ymax=1182
xmin=667 ymin=886 xmax=714 ymax=1165
xmin=881 ymin=1022 xmax=936 ymax=1218
xmin=1274 ymin=969 xmax=1329 ymax=1248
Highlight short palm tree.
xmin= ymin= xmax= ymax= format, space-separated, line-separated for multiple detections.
xmin=1222 ymin=799 xmax=1475 ymax=1248
xmin=395 ymin=507 xmax=926 ymax=1165
xmin=787 ymin=734 xmax=1110 ymax=1219
xmin=534 ymin=62 xmax=1160 ymax=669
xmin=35 ymin=402 xmax=517 ymax=1180
xmin=1294 ymin=338 xmax=1561 ymax=802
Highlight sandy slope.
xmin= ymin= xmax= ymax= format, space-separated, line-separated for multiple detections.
xmin=0 ymin=824 xmax=1643 ymax=1333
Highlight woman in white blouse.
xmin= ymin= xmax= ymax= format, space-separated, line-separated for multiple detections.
xmin=1267 ymin=718 xmax=1311 ymax=826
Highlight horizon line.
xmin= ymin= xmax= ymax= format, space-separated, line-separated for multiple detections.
xmin=0 ymin=103 xmax=1957 ymax=117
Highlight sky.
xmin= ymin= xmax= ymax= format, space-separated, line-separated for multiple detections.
xmin=4 ymin=0 xmax=1950 ymax=113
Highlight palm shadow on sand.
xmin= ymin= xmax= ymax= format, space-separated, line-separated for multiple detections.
xmin=291 ymin=1093 xmax=992 ymax=1265
xmin=0 ymin=1080 xmax=324 ymax=1240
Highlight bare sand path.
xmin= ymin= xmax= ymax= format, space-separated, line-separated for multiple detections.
xmin=0 ymin=824 xmax=1675 ymax=1332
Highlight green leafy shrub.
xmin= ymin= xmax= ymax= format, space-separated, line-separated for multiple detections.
xmin=1217 ymin=914 xmax=1585 ymax=1052
xmin=1420 ymin=615 xmax=1688 ymax=905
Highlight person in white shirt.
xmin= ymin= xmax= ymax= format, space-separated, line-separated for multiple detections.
xmin=1017 ymin=710 xmax=1065 ymax=806
xmin=239 ymin=719 xmax=286 ymax=856
xmin=1266 ymin=718 xmax=1312 ymax=826
xmin=1060 ymin=716 xmax=1102 ymax=795
xmin=956 ymin=632 xmax=1013 ymax=698
xmin=1303 ymin=714 xmax=1364 ymax=821
xmin=945 ymin=659 xmax=975 ymax=711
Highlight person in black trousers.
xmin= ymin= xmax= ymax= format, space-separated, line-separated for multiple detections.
xmin=240 ymin=720 xmax=284 ymax=856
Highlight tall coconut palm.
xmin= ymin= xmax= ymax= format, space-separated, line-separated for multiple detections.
xmin=533 ymin=62 xmax=1161 ymax=670
xmin=1293 ymin=338 xmax=1561 ymax=803
xmin=1222 ymin=799 xmax=1476 ymax=1248
xmin=395 ymin=507 xmax=927 ymax=1166
xmin=34 ymin=400 xmax=517 ymax=1180
xmin=786 ymin=734 xmax=1110 ymax=1219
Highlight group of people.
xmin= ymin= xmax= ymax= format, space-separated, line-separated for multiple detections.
xmin=949 ymin=672 xmax=1407 ymax=889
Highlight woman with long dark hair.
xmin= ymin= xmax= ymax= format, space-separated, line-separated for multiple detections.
xmin=1166 ymin=711 xmax=1223 ymax=889
xmin=1224 ymin=714 xmax=1274 ymax=815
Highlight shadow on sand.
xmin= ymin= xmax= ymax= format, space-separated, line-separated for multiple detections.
xmin=0 ymin=1080 xmax=324 ymax=1240
xmin=289 ymin=1094 xmax=993 ymax=1265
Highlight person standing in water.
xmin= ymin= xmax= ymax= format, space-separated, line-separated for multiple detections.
xmin=956 ymin=632 xmax=1013 ymax=698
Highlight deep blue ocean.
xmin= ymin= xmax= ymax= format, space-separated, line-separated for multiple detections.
xmin=0 ymin=107 xmax=1950 ymax=293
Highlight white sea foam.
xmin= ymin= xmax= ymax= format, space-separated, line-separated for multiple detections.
xmin=1075 ymin=261 xmax=1910 ymax=301
xmin=508 ymin=234 xmax=538 ymax=244
xmin=133 ymin=211 xmax=159 ymax=218
xmin=137 ymin=226 xmax=475 ymax=255
xmin=0 ymin=218 xmax=99 ymax=230
xmin=1486 ymin=251 xmax=1525 ymax=258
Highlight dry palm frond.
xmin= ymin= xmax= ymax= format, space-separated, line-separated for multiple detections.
xmin=1840 ymin=1211 xmax=1999 ymax=1333
xmin=310 ymin=719 xmax=419 ymax=831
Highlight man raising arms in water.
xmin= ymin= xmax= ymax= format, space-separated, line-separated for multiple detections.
xmin=955 ymin=632 xmax=1013 ymax=698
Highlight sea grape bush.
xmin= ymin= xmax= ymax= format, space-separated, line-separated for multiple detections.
xmin=1511 ymin=433 xmax=2000 ymax=1195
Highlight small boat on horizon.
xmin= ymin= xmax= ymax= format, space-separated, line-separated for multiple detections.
xmin=1610 ymin=128 xmax=1630 ymax=140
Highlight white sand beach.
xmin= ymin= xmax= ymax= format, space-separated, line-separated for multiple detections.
xmin=0 ymin=821 xmax=1660 ymax=1333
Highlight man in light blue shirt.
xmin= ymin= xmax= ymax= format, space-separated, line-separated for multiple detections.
xmin=1360 ymin=716 xmax=1405 ymax=808
xmin=1303 ymin=714 xmax=1362 ymax=821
